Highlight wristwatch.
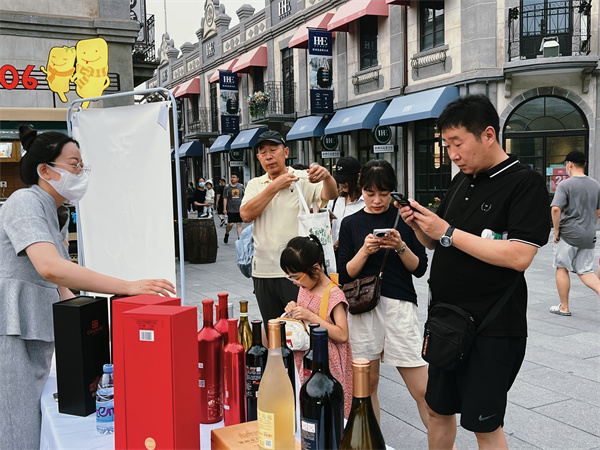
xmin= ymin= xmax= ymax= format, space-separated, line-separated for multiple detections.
xmin=439 ymin=226 xmax=455 ymax=247
xmin=395 ymin=243 xmax=407 ymax=254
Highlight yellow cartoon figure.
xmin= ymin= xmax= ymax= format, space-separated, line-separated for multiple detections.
xmin=72 ymin=37 xmax=110 ymax=108
xmin=40 ymin=46 xmax=76 ymax=103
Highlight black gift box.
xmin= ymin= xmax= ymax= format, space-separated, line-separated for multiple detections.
xmin=52 ymin=296 xmax=110 ymax=416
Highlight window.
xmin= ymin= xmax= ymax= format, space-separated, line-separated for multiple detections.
xmin=190 ymin=94 xmax=199 ymax=122
xmin=253 ymin=66 xmax=264 ymax=93
xmin=414 ymin=120 xmax=451 ymax=207
xmin=359 ymin=16 xmax=378 ymax=70
xmin=420 ymin=1 xmax=445 ymax=50
xmin=282 ymin=48 xmax=295 ymax=114
xmin=210 ymin=83 xmax=219 ymax=132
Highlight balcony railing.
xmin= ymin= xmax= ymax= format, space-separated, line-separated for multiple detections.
xmin=186 ymin=108 xmax=218 ymax=135
xmin=508 ymin=1 xmax=592 ymax=61
xmin=133 ymin=14 xmax=157 ymax=62
xmin=250 ymin=81 xmax=296 ymax=121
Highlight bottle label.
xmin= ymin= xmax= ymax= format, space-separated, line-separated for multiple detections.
xmin=246 ymin=366 xmax=263 ymax=398
xmin=258 ymin=409 xmax=275 ymax=449
xmin=202 ymin=382 xmax=223 ymax=420
xmin=96 ymin=399 xmax=114 ymax=424
xmin=300 ymin=417 xmax=319 ymax=450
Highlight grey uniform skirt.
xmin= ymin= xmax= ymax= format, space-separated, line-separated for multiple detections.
xmin=0 ymin=336 xmax=54 ymax=450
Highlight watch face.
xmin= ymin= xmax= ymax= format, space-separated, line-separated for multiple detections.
xmin=440 ymin=236 xmax=452 ymax=247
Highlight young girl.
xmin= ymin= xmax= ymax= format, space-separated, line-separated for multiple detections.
xmin=281 ymin=235 xmax=353 ymax=418
xmin=202 ymin=180 xmax=215 ymax=218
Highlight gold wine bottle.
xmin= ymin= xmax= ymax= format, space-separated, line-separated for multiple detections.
xmin=257 ymin=320 xmax=295 ymax=449
xmin=339 ymin=358 xmax=386 ymax=449
xmin=238 ymin=300 xmax=252 ymax=351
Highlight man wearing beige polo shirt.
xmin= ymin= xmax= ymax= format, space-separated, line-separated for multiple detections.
xmin=240 ymin=130 xmax=338 ymax=323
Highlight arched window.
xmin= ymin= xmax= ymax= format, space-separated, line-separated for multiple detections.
xmin=504 ymin=96 xmax=588 ymax=194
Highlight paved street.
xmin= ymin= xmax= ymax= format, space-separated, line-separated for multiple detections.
xmin=177 ymin=218 xmax=600 ymax=450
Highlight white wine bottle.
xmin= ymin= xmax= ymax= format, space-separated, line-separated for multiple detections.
xmin=257 ymin=319 xmax=296 ymax=449
xmin=339 ymin=359 xmax=386 ymax=449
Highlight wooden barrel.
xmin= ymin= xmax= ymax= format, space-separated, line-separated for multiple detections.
xmin=184 ymin=218 xmax=218 ymax=264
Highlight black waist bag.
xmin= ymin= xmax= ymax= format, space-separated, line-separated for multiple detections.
xmin=422 ymin=303 xmax=476 ymax=371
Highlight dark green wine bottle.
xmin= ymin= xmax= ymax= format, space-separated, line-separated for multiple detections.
xmin=299 ymin=328 xmax=344 ymax=449
xmin=340 ymin=358 xmax=386 ymax=449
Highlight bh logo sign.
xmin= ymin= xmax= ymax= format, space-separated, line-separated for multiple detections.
xmin=308 ymin=30 xmax=333 ymax=56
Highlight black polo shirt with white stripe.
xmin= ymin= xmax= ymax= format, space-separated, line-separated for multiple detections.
xmin=430 ymin=155 xmax=550 ymax=337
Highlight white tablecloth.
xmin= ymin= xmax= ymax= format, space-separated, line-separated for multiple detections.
xmin=39 ymin=359 xmax=222 ymax=450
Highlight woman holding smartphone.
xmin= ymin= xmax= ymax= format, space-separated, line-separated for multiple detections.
xmin=337 ymin=159 xmax=429 ymax=428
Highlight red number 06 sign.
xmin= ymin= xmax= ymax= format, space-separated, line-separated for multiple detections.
xmin=0 ymin=65 xmax=38 ymax=90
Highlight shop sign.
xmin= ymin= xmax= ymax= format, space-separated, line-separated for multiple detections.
xmin=372 ymin=125 xmax=392 ymax=144
xmin=278 ymin=0 xmax=292 ymax=20
xmin=373 ymin=145 xmax=395 ymax=153
xmin=230 ymin=148 xmax=244 ymax=161
xmin=308 ymin=30 xmax=333 ymax=115
xmin=321 ymin=134 xmax=338 ymax=151
xmin=322 ymin=151 xmax=340 ymax=159
xmin=230 ymin=161 xmax=245 ymax=167
xmin=219 ymin=71 xmax=239 ymax=134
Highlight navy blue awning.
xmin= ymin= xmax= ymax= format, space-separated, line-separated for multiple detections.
xmin=178 ymin=141 xmax=204 ymax=157
xmin=230 ymin=127 xmax=268 ymax=150
xmin=324 ymin=102 xmax=388 ymax=135
xmin=379 ymin=86 xmax=459 ymax=126
xmin=209 ymin=135 xmax=234 ymax=153
xmin=286 ymin=116 xmax=328 ymax=141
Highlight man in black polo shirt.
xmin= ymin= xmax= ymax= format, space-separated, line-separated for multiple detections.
xmin=400 ymin=95 xmax=549 ymax=449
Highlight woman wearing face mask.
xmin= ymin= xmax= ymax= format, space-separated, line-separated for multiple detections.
xmin=0 ymin=125 xmax=176 ymax=450
xmin=337 ymin=159 xmax=429 ymax=430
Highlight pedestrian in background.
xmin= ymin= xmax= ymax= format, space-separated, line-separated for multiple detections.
xmin=215 ymin=178 xmax=227 ymax=226
xmin=0 ymin=125 xmax=175 ymax=450
xmin=240 ymin=130 xmax=338 ymax=324
xmin=401 ymin=95 xmax=549 ymax=450
xmin=185 ymin=181 xmax=195 ymax=212
xmin=550 ymin=150 xmax=600 ymax=316
xmin=223 ymin=172 xmax=245 ymax=243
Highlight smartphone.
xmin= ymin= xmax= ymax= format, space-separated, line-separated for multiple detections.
xmin=373 ymin=228 xmax=392 ymax=238
xmin=391 ymin=192 xmax=421 ymax=213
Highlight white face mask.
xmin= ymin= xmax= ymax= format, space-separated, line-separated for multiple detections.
xmin=38 ymin=165 xmax=89 ymax=202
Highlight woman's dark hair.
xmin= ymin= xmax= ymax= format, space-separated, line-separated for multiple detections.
xmin=341 ymin=173 xmax=362 ymax=202
xmin=359 ymin=159 xmax=397 ymax=193
xmin=19 ymin=125 xmax=79 ymax=185
xmin=280 ymin=234 xmax=327 ymax=280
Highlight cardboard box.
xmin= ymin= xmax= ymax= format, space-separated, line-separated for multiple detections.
xmin=211 ymin=421 xmax=300 ymax=450
xmin=111 ymin=295 xmax=180 ymax=448
xmin=52 ymin=296 xmax=110 ymax=416
xmin=120 ymin=305 xmax=199 ymax=450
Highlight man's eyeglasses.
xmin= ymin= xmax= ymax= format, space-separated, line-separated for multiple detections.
xmin=285 ymin=273 xmax=307 ymax=284
xmin=49 ymin=162 xmax=92 ymax=174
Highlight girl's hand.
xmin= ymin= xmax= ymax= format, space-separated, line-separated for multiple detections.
xmin=128 ymin=279 xmax=176 ymax=297
xmin=362 ymin=234 xmax=381 ymax=255
xmin=284 ymin=301 xmax=298 ymax=315
xmin=291 ymin=305 xmax=314 ymax=322
xmin=379 ymin=228 xmax=403 ymax=251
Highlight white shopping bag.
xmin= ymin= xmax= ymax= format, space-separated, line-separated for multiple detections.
xmin=297 ymin=181 xmax=337 ymax=274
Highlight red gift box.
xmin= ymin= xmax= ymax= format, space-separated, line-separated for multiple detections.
xmin=111 ymin=296 xmax=181 ymax=449
xmin=119 ymin=305 xmax=199 ymax=449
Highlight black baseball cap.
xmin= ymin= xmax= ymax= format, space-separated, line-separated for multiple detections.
xmin=256 ymin=130 xmax=286 ymax=148
xmin=334 ymin=157 xmax=361 ymax=183
xmin=563 ymin=151 xmax=587 ymax=164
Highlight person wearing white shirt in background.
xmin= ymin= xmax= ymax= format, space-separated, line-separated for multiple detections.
xmin=201 ymin=180 xmax=215 ymax=218
xmin=328 ymin=157 xmax=365 ymax=263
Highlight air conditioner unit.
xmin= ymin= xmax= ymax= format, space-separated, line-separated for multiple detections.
xmin=540 ymin=37 xmax=560 ymax=57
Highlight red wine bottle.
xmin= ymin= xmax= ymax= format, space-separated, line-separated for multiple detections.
xmin=223 ymin=318 xmax=246 ymax=425
xmin=340 ymin=359 xmax=386 ymax=449
xmin=246 ymin=320 xmax=267 ymax=421
xmin=302 ymin=323 xmax=320 ymax=380
xmin=300 ymin=327 xmax=344 ymax=449
xmin=197 ymin=299 xmax=223 ymax=424
xmin=214 ymin=292 xmax=229 ymax=346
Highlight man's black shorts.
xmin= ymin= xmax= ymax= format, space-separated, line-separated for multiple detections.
xmin=227 ymin=212 xmax=242 ymax=223
xmin=425 ymin=336 xmax=526 ymax=433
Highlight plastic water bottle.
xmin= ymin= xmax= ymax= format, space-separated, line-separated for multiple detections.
xmin=96 ymin=364 xmax=114 ymax=434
